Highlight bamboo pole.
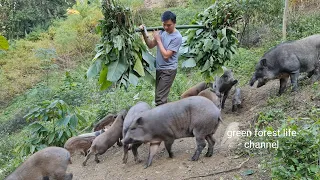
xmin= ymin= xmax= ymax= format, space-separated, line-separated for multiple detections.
xmin=135 ymin=25 xmax=205 ymax=32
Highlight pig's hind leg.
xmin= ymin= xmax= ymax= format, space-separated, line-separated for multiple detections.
xmin=191 ymin=132 xmax=206 ymax=161
xmin=290 ymin=71 xmax=300 ymax=92
xmin=145 ymin=142 xmax=160 ymax=168
xmin=205 ymin=134 xmax=215 ymax=157
xmin=279 ymin=75 xmax=289 ymax=95
xmin=122 ymin=144 xmax=129 ymax=164
xmin=132 ymin=143 xmax=142 ymax=163
xmin=164 ymin=140 xmax=174 ymax=158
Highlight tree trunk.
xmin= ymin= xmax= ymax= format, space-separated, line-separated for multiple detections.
xmin=282 ymin=0 xmax=289 ymax=40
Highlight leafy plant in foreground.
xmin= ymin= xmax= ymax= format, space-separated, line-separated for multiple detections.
xmin=15 ymin=100 xmax=86 ymax=157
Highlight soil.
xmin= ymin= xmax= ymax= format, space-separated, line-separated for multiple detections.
xmin=67 ymin=80 xmax=284 ymax=180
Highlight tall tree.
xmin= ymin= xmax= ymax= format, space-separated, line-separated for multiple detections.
xmin=0 ymin=0 xmax=76 ymax=39
xmin=282 ymin=0 xmax=289 ymax=40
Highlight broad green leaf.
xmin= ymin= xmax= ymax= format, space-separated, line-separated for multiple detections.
xmin=182 ymin=58 xmax=196 ymax=68
xmin=129 ymin=72 xmax=139 ymax=86
xmin=100 ymin=80 xmax=113 ymax=90
xmin=201 ymin=59 xmax=210 ymax=72
xmin=113 ymin=35 xmax=124 ymax=51
xmin=87 ymin=59 xmax=102 ymax=79
xmin=212 ymin=39 xmax=220 ymax=51
xmin=218 ymin=47 xmax=225 ymax=56
xmin=99 ymin=64 xmax=108 ymax=85
xmin=0 ymin=35 xmax=9 ymax=50
xmin=222 ymin=28 xmax=227 ymax=37
xmin=134 ymin=58 xmax=145 ymax=77
xmin=48 ymin=133 xmax=55 ymax=144
xmin=106 ymin=43 xmax=113 ymax=54
xmin=178 ymin=45 xmax=189 ymax=55
xmin=70 ymin=114 xmax=78 ymax=129
xmin=309 ymin=165 xmax=318 ymax=173
xmin=107 ymin=58 xmax=128 ymax=82
xmin=142 ymin=50 xmax=155 ymax=67
xmin=29 ymin=122 xmax=43 ymax=133
xmin=57 ymin=115 xmax=71 ymax=126
xmin=221 ymin=36 xmax=228 ymax=47
xmin=58 ymin=131 xmax=64 ymax=139
xmin=203 ymin=39 xmax=213 ymax=52
xmin=143 ymin=70 xmax=156 ymax=84
xmin=30 ymin=145 xmax=36 ymax=154
xmin=76 ymin=114 xmax=86 ymax=123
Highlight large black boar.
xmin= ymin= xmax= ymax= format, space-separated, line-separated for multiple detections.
xmin=249 ymin=34 xmax=320 ymax=95
xmin=122 ymin=102 xmax=151 ymax=164
xmin=122 ymin=96 xmax=222 ymax=168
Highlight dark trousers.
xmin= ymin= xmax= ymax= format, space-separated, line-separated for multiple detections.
xmin=155 ymin=69 xmax=177 ymax=106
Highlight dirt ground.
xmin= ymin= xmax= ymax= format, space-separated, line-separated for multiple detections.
xmin=67 ymin=80 xmax=285 ymax=180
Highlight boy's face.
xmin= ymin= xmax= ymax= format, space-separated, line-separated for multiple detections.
xmin=162 ymin=19 xmax=175 ymax=34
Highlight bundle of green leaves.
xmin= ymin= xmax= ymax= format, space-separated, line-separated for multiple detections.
xmin=180 ymin=0 xmax=242 ymax=81
xmin=87 ymin=0 xmax=155 ymax=90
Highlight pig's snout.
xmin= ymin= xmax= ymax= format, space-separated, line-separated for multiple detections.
xmin=232 ymin=80 xmax=238 ymax=85
xmin=122 ymin=137 xmax=134 ymax=145
xmin=249 ymin=76 xmax=256 ymax=86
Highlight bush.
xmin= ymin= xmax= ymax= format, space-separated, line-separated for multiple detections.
xmin=271 ymin=109 xmax=320 ymax=179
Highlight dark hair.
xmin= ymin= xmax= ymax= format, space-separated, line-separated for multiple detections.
xmin=161 ymin=11 xmax=176 ymax=23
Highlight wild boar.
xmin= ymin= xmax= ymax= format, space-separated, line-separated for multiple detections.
xmin=249 ymin=34 xmax=320 ymax=95
xmin=213 ymin=68 xmax=238 ymax=109
xmin=5 ymin=147 xmax=73 ymax=180
xmin=122 ymin=96 xmax=222 ymax=168
xmin=82 ymin=109 xmax=127 ymax=166
xmin=232 ymin=87 xmax=242 ymax=112
xmin=180 ymin=82 xmax=213 ymax=99
xmin=93 ymin=113 xmax=117 ymax=131
xmin=198 ymin=88 xmax=220 ymax=108
xmin=64 ymin=136 xmax=96 ymax=156
xmin=122 ymin=102 xmax=151 ymax=164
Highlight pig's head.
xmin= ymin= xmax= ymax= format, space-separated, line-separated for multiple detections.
xmin=122 ymin=117 xmax=152 ymax=145
xmin=249 ymin=58 xmax=273 ymax=87
xmin=216 ymin=69 xmax=238 ymax=93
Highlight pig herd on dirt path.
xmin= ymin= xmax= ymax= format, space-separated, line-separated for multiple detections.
xmin=5 ymin=34 xmax=320 ymax=179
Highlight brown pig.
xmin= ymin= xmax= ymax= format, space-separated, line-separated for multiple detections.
xmin=5 ymin=147 xmax=73 ymax=180
xmin=122 ymin=102 xmax=151 ymax=164
xmin=180 ymin=82 xmax=212 ymax=99
xmin=82 ymin=109 xmax=127 ymax=166
xmin=93 ymin=113 xmax=117 ymax=131
xmin=198 ymin=88 xmax=220 ymax=108
xmin=122 ymin=96 xmax=222 ymax=168
xmin=64 ymin=136 xmax=96 ymax=156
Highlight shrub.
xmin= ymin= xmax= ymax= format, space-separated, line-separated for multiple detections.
xmin=271 ymin=110 xmax=320 ymax=179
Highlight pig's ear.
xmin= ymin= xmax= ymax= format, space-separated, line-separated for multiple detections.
xmin=260 ymin=58 xmax=267 ymax=67
xmin=136 ymin=117 xmax=144 ymax=125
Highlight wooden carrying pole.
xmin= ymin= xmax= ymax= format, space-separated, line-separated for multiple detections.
xmin=135 ymin=25 xmax=205 ymax=32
